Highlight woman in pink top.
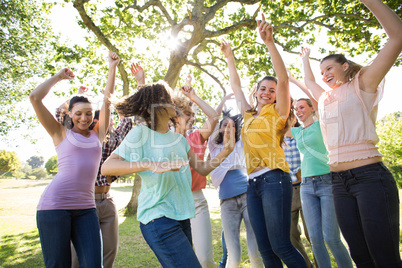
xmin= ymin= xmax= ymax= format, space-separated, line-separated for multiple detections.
xmin=30 ymin=51 xmax=119 ymax=268
xmin=301 ymin=0 xmax=402 ymax=266
xmin=172 ymin=77 xmax=219 ymax=267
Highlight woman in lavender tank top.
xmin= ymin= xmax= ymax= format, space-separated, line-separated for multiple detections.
xmin=29 ymin=51 xmax=120 ymax=268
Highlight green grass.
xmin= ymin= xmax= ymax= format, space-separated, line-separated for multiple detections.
xmin=1 ymin=178 xmax=401 ymax=267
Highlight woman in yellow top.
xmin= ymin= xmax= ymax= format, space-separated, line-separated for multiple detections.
xmin=221 ymin=14 xmax=306 ymax=268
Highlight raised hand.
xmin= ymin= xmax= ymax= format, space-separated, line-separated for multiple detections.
xmin=181 ymin=86 xmax=197 ymax=99
xmin=300 ymin=48 xmax=311 ymax=60
xmin=58 ymin=68 xmax=75 ymax=80
xmin=257 ymin=13 xmax=274 ymax=44
xmin=223 ymin=119 xmax=235 ymax=152
xmin=78 ymin=86 xmax=89 ymax=94
xmin=220 ymin=39 xmax=233 ymax=58
xmin=108 ymin=51 xmax=120 ymax=67
xmin=150 ymin=160 xmax=189 ymax=173
xmin=130 ymin=63 xmax=145 ymax=84
xmin=223 ymin=93 xmax=235 ymax=101
xmin=185 ymin=74 xmax=192 ymax=89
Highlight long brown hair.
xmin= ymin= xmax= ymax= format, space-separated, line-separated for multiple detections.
xmin=321 ymin=54 xmax=362 ymax=81
xmin=279 ymin=99 xmax=295 ymax=146
xmin=248 ymin=76 xmax=295 ymax=146
xmin=114 ymin=82 xmax=174 ymax=131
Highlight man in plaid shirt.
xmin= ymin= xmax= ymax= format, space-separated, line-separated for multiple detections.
xmin=93 ymin=112 xmax=132 ymax=268
xmin=284 ymin=126 xmax=314 ymax=268
xmin=55 ymin=96 xmax=133 ymax=268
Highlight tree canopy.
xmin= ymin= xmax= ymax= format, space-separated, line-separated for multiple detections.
xmin=68 ymin=0 xmax=401 ymax=98
xmin=377 ymin=112 xmax=402 ymax=187
xmin=26 ymin=155 xmax=45 ymax=169
xmin=45 ymin=155 xmax=58 ymax=175
xmin=0 ymin=0 xmax=61 ymax=135
xmin=1 ymin=0 xmax=401 ymax=155
xmin=0 ymin=150 xmax=21 ymax=175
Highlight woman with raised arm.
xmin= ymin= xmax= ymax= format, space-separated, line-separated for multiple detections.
xmin=30 ymin=51 xmax=119 ymax=268
xmin=171 ymin=75 xmax=219 ymax=268
xmin=221 ymin=13 xmax=306 ymax=267
xmin=208 ymin=94 xmax=263 ymax=268
xmin=101 ymin=81 xmax=234 ymax=268
xmin=289 ymin=70 xmax=353 ymax=268
xmin=301 ymin=0 xmax=402 ymax=266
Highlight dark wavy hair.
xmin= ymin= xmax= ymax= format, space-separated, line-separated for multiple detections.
xmin=63 ymin=96 xmax=92 ymax=129
xmin=215 ymin=110 xmax=243 ymax=145
xmin=114 ymin=81 xmax=174 ymax=131
xmin=321 ymin=54 xmax=362 ymax=82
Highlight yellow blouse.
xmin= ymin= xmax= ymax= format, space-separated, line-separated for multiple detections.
xmin=241 ymin=103 xmax=290 ymax=174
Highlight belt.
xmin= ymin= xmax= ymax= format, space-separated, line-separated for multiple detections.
xmin=95 ymin=192 xmax=110 ymax=200
xmin=292 ymin=182 xmax=301 ymax=187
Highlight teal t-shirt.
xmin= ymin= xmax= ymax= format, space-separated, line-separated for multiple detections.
xmin=291 ymin=120 xmax=330 ymax=178
xmin=114 ymin=125 xmax=195 ymax=224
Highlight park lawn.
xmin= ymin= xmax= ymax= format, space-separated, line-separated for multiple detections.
xmin=1 ymin=178 xmax=400 ymax=267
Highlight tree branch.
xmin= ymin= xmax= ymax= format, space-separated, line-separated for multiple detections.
xmin=73 ymin=0 xmax=130 ymax=95
xmin=204 ymin=3 xmax=259 ymax=38
xmin=185 ymin=59 xmax=227 ymax=95
xmin=275 ymin=12 xmax=378 ymax=32
xmin=123 ymin=0 xmax=175 ymax=26
xmin=204 ymin=18 xmax=256 ymax=38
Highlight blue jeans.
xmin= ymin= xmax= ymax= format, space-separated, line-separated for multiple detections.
xmin=36 ymin=208 xmax=102 ymax=268
xmin=220 ymin=192 xmax=262 ymax=267
xmin=331 ymin=162 xmax=402 ymax=268
xmin=301 ymin=173 xmax=352 ymax=268
xmin=140 ymin=217 xmax=201 ymax=268
xmin=247 ymin=169 xmax=307 ymax=268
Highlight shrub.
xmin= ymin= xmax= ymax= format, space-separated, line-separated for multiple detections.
xmin=29 ymin=167 xmax=48 ymax=180
xmin=45 ymin=155 xmax=58 ymax=175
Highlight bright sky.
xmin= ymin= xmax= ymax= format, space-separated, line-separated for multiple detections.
xmin=2 ymin=2 xmax=401 ymax=163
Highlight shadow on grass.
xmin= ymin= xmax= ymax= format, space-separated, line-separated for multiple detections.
xmin=0 ymin=230 xmax=44 ymax=267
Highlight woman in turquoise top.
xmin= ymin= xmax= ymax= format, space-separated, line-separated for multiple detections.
xmin=289 ymin=71 xmax=352 ymax=268
xmin=101 ymin=81 xmax=235 ymax=268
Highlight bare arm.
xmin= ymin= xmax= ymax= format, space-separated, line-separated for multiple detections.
xmin=288 ymin=69 xmax=319 ymax=116
xmin=359 ymin=0 xmax=402 ymax=93
xmin=101 ymin=153 xmax=189 ymax=176
xmin=221 ymin=40 xmax=252 ymax=116
xmin=215 ymin=93 xmax=235 ymax=116
xmin=95 ymin=51 xmax=119 ymax=143
xmin=188 ymin=120 xmax=235 ymax=176
xmin=301 ymin=48 xmax=325 ymax=102
xmin=29 ymin=68 xmax=75 ymax=145
xmin=258 ymin=14 xmax=290 ymax=119
xmin=181 ymin=85 xmax=219 ymax=143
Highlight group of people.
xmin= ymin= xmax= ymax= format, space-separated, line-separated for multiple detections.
xmin=30 ymin=0 xmax=402 ymax=267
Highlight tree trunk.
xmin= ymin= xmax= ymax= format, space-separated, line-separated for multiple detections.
xmin=124 ymin=174 xmax=142 ymax=216
xmin=164 ymin=47 xmax=188 ymax=89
